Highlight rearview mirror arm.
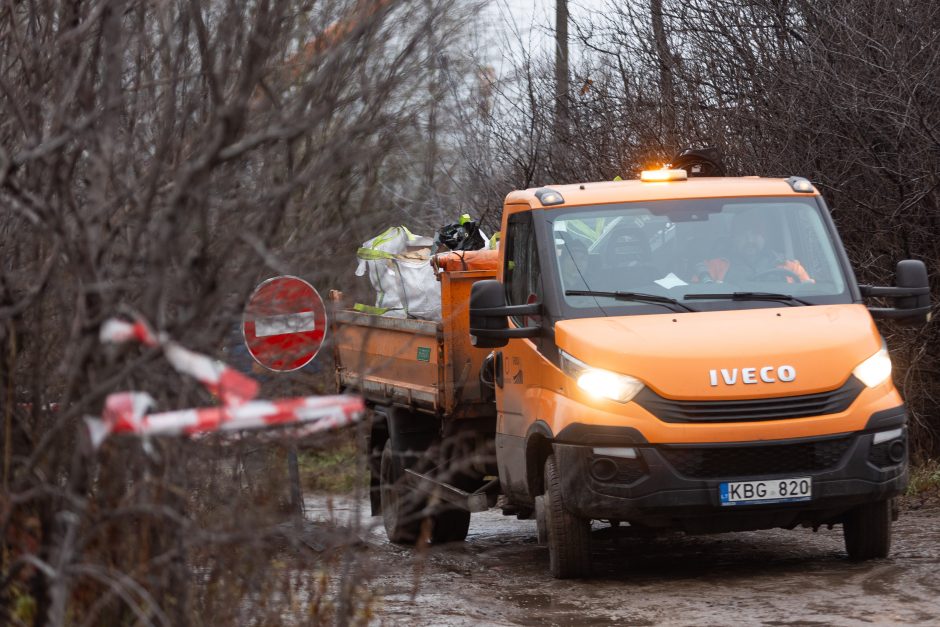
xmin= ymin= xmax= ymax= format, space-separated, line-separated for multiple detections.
xmin=470 ymin=326 xmax=541 ymax=339
xmin=866 ymin=306 xmax=932 ymax=320
xmin=858 ymin=285 xmax=930 ymax=298
xmin=471 ymin=303 xmax=541 ymax=317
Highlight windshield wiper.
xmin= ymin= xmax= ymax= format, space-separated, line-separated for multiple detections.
xmin=684 ymin=292 xmax=813 ymax=306
xmin=566 ymin=290 xmax=698 ymax=312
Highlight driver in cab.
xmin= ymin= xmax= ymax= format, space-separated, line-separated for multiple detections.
xmin=694 ymin=211 xmax=813 ymax=284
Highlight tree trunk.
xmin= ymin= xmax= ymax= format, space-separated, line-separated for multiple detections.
xmin=651 ymin=0 xmax=678 ymax=153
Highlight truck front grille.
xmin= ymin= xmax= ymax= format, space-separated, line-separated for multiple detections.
xmin=659 ymin=436 xmax=853 ymax=479
xmin=635 ymin=376 xmax=864 ymax=423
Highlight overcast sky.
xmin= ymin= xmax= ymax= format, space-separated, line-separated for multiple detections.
xmin=477 ymin=0 xmax=609 ymax=80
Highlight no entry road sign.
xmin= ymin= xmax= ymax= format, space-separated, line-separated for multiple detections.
xmin=243 ymin=276 xmax=327 ymax=371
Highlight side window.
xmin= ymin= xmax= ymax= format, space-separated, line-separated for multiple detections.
xmin=504 ymin=212 xmax=542 ymax=326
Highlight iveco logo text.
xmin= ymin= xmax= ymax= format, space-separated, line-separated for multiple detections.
xmin=708 ymin=366 xmax=796 ymax=386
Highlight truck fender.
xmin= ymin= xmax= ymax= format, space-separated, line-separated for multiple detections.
xmin=525 ymin=421 xmax=555 ymax=499
xmin=384 ymin=406 xmax=439 ymax=454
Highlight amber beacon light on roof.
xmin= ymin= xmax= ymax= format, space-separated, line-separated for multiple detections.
xmin=640 ymin=168 xmax=688 ymax=182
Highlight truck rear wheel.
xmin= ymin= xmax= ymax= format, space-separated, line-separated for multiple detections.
xmin=544 ymin=455 xmax=591 ymax=578
xmin=380 ymin=440 xmax=422 ymax=544
xmin=843 ymin=499 xmax=892 ymax=560
xmin=380 ymin=441 xmax=472 ymax=544
xmin=429 ymin=508 xmax=471 ymax=543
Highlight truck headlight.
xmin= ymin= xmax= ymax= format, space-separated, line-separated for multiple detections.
xmin=852 ymin=344 xmax=892 ymax=388
xmin=560 ymin=351 xmax=644 ymax=403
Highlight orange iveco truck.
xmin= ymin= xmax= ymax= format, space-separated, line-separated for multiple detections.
xmin=333 ymin=167 xmax=931 ymax=578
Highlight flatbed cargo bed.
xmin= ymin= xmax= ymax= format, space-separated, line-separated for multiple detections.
xmin=331 ymin=268 xmax=496 ymax=418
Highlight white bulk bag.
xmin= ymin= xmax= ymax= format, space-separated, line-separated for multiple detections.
xmin=355 ymin=226 xmax=440 ymax=320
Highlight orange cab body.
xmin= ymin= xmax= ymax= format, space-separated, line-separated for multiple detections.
xmin=487 ymin=176 xmax=908 ymax=532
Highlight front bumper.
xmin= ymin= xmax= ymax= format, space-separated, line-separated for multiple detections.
xmin=554 ymin=409 xmax=908 ymax=533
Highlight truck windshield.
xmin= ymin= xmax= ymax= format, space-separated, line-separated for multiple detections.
xmin=549 ymin=197 xmax=851 ymax=313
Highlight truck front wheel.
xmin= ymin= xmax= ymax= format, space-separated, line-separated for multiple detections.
xmin=380 ymin=440 xmax=422 ymax=543
xmin=544 ymin=455 xmax=591 ymax=578
xmin=843 ymin=499 xmax=892 ymax=560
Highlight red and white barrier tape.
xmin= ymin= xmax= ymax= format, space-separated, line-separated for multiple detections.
xmin=100 ymin=318 xmax=161 ymax=347
xmin=85 ymin=391 xmax=364 ymax=448
xmin=100 ymin=318 xmax=259 ymax=407
xmin=88 ymin=318 xmax=365 ymax=448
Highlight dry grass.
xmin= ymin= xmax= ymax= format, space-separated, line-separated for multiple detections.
xmin=907 ymin=459 xmax=940 ymax=497
xmin=299 ymin=430 xmax=366 ymax=494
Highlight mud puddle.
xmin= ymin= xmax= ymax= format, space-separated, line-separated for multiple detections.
xmin=304 ymin=496 xmax=940 ymax=625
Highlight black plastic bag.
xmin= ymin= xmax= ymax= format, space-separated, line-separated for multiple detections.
xmin=436 ymin=219 xmax=486 ymax=251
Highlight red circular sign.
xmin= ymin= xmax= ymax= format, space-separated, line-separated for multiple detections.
xmin=243 ymin=276 xmax=327 ymax=372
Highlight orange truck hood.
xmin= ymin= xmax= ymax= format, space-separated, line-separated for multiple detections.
xmin=554 ymin=304 xmax=881 ymax=400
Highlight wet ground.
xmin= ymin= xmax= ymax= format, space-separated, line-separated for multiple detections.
xmin=304 ymin=496 xmax=940 ymax=626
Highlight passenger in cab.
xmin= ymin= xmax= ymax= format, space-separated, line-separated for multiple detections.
xmin=694 ymin=211 xmax=813 ymax=284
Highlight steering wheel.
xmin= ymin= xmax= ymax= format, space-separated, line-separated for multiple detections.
xmin=751 ymin=267 xmax=804 ymax=283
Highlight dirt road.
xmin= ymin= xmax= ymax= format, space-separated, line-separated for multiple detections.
xmin=305 ymin=497 xmax=940 ymax=625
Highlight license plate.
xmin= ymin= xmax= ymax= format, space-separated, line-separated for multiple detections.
xmin=719 ymin=477 xmax=812 ymax=506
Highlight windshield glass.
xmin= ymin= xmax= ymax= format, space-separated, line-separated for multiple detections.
xmin=550 ymin=197 xmax=850 ymax=312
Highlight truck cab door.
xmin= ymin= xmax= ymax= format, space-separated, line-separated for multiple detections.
xmin=496 ymin=211 xmax=545 ymax=502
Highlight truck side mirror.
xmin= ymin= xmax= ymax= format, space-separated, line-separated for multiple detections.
xmin=895 ymin=260 xmax=930 ymax=313
xmin=469 ymin=280 xmax=540 ymax=349
xmin=861 ymin=259 xmax=931 ymax=324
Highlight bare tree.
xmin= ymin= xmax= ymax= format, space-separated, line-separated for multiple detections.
xmin=0 ymin=0 xmax=482 ymax=623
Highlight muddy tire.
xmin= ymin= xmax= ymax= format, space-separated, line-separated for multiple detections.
xmin=380 ymin=440 xmax=422 ymax=544
xmin=429 ymin=508 xmax=471 ymax=543
xmin=543 ymin=455 xmax=591 ymax=578
xmin=843 ymin=499 xmax=892 ymax=560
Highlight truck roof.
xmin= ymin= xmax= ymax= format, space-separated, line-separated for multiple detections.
xmin=505 ymin=176 xmax=819 ymax=209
